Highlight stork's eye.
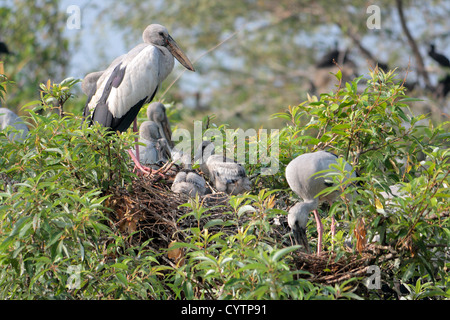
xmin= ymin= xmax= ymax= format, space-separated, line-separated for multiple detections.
xmin=158 ymin=32 xmax=164 ymax=37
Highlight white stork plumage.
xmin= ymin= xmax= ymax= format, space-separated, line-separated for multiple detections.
xmin=83 ymin=24 xmax=194 ymax=175
xmin=285 ymin=151 xmax=356 ymax=255
xmin=195 ymin=141 xmax=251 ymax=195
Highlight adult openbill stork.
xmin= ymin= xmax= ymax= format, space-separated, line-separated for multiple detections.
xmin=83 ymin=24 xmax=194 ymax=174
xmin=285 ymin=151 xmax=356 ymax=255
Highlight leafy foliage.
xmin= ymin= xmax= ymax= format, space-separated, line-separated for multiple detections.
xmin=0 ymin=1 xmax=70 ymax=109
xmin=270 ymin=68 xmax=450 ymax=298
xmin=0 ymin=69 xmax=449 ymax=300
xmin=0 ymin=78 xmax=143 ymax=299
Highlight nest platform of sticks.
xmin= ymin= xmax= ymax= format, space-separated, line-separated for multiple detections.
xmin=103 ymin=172 xmax=399 ymax=285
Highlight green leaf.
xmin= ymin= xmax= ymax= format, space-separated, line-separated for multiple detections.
xmin=272 ymin=246 xmax=301 ymax=262
xmin=204 ymin=219 xmax=226 ymax=229
xmin=116 ymin=273 xmax=128 ymax=286
xmin=46 ymin=231 xmax=64 ymax=248
xmin=399 ymin=97 xmax=422 ymax=102
xmin=238 ymin=205 xmax=256 ymax=217
xmin=402 ymin=262 xmax=416 ymax=282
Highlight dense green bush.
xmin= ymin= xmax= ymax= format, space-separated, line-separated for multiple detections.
xmin=270 ymin=68 xmax=450 ymax=298
xmin=0 ymin=69 xmax=448 ymax=299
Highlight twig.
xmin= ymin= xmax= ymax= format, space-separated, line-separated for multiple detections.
xmin=160 ymin=29 xmax=241 ymax=100
xmin=395 ymin=0 xmax=432 ymax=89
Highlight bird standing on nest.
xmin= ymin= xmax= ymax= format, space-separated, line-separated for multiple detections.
xmin=83 ymin=24 xmax=195 ymax=175
xmin=285 ymin=151 xmax=356 ymax=255
xmin=145 ymin=102 xmax=173 ymax=160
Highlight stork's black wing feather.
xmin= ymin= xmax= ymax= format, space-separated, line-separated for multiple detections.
xmin=83 ymin=63 xmax=125 ymax=126
xmin=86 ymin=60 xmax=160 ymax=133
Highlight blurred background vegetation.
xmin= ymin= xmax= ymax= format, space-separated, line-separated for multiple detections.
xmin=0 ymin=0 xmax=449 ymax=130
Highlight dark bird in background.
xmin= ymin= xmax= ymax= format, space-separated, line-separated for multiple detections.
xmin=315 ymin=42 xmax=351 ymax=69
xmin=428 ymin=44 xmax=450 ymax=98
xmin=311 ymin=42 xmax=357 ymax=94
xmin=0 ymin=42 xmax=11 ymax=55
xmin=428 ymin=44 xmax=450 ymax=68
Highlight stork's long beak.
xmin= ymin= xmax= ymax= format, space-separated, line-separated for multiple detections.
xmin=292 ymin=225 xmax=311 ymax=254
xmin=160 ymin=121 xmax=174 ymax=149
xmin=167 ymin=35 xmax=195 ymax=72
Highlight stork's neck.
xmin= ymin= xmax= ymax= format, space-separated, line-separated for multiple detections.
xmin=155 ymin=45 xmax=175 ymax=83
xmin=300 ymin=199 xmax=319 ymax=213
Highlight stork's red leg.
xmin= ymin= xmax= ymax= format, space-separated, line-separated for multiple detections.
xmin=313 ymin=209 xmax=323 ymax=255
xmin=128 ymin=118 xmax=164 ymax=177
xmin=331 ymin=214 xmax=336 ymax=251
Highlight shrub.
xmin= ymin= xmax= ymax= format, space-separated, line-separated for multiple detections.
xmin=0 ymin=69 xmax=448 ymax=300
xmin=271 ymin=68 xmax=450 ymax=298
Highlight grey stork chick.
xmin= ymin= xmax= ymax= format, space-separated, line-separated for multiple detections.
xmin=81 ymin=71 xmax=105 ymax=120
xmin=285 ymin=151 xmax=356 ymax=255
xmin=146 ymin=102 xmax=173 ymax=159
xmin=171 ymin=169 xmax=207 ymax=197
xmin=134 ymin=120 xmax=169 ymax=165
xmin=81 ymin=71 xmax=104 ymax=96
xmin=0 ymin=108 xmax=29 ymax=142
xmin=195 ymin=141 xmax=251 ymax=195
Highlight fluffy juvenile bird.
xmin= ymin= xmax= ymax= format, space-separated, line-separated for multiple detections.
xmin=81 ymin=70 xmax=105 ymax=104
xmin=171 ymin=169 xmax=207 ymax=197
xmin=286 ymin=151 xmax=356 ymax=255
xmin=195 ymin=141 xmax=251 ymax=195
xmin=133 ymin=120 xmax=169 ymax=165
xmin=146 ymin=102 xmax=173 ymax=159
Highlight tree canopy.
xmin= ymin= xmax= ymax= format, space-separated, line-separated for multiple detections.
xmin=99 ymin=0 xmax=450 ymax=128
xmin=0 ymin=0 xmax=69 ymax=111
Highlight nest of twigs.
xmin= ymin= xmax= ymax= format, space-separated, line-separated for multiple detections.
xmin=105 ymin=171 xmax=232 ymax=248
xmin=103 ymin=168 xmax=398 ymax=286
